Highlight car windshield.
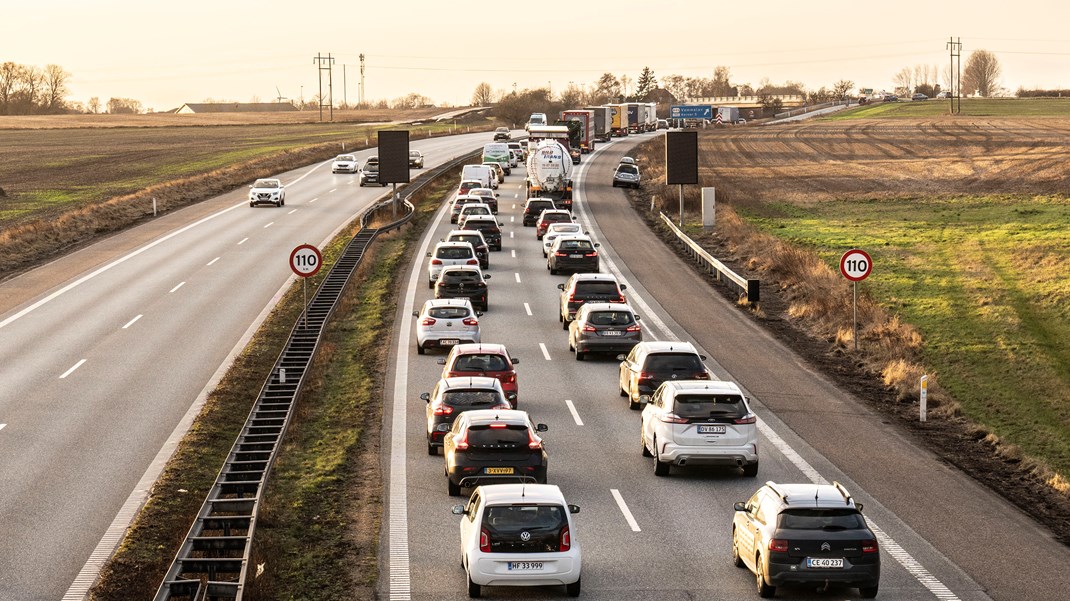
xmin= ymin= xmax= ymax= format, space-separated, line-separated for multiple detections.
xmin=484 ymin=505 xmax=566 ymax=532
xmin=778 ymin=509 xmax=867 ymax=531
xmin=428 ymin=307 xmax=470 ymax=319
xmin=673 ymin=394 xmax=746 ymax=419
xmin=617 ymin=165 xmax=638 ymax=175
xmin=410 ymin=151 xmax=421 ymax=157
xmin=543 ymin=213 xmax=570 ymax=223
xmin=441 ymin=390 xmax=502 ymax=408
xmin=587 ymin=311 xmax=633 ymax=326
xmin=253 ymin=180 xmax=279 ymax=188
xmin=365 ymin=163 xmax=379 ymax=172
xmin=467 ymin=424 xmax=528 ymax=446
xmin=558 ymin=240 xmax=594 ymax=251
xmin=336 ymin=155 xmax=355 ymax=161
xmin=436 ymin=247 xmax=473 ymax=259
xmin=453 ymin=353 xmax=509 ymax=372
xmin=645 ymin=353 xmax=704 ymax=372
xmin=574 ymin=281 xmax=620 ymax=295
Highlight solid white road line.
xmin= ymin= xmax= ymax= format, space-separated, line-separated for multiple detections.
xmin=524 ymin=303 xmax=533 ymax=316
xmin=611 ymin=489 xmax=642 ymax=532
xmin=206 ymin=257 xmax=220 ymax=266
xmin=514 ymin=273 xmax=521 ymax=283
xmin=263 ymin=222 xmax=274 ymax=229
xmin=169 ymin=282 xmax=185 ymax=293
xmin=0 ymin=424 xmax=5 ymax=431
xmin=288 ymin=209 xmax=298 ymax=215
xmin=539 ymin=343 xmax=551 ymax=361
xmin=59 ymin=359 xmax=86 ymax=379
xmin=310 ymin=197 xmax=319 ymax=203
xmin=122 ymin=315 xmax=143 ymax=330
xmin=565 ymin=400 xmax=584 ymax=426
xmin=237 ymin=237 xmax=249 ymax=245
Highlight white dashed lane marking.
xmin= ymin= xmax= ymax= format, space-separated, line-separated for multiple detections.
xmin=206 ymin=257 xmax=220 ymax=266
xmin=237 ymin=237 xmax=249 ymax=245
xmin=288 ymin=209 xmax=298 ymax=215
xmin=524 ymin=303 xmax=532 ymax=316
xmin=611 ymin=489 xmax=641 ymax=532
xmin=122 ymin=315 xmax=143 ymax=330
xmin=263 ymin=222 xmax=274 ymax=229
xmin=511 ymin=250 xmax=516 ymax=258
xmin=539 ymin=343 xmax=551 ymax=361
xmin=514 ymin=273 xmax=521 ymax=283
xmin=565 ymin=400 xmax=584 ymax=426
xmin=169 ymin=282 xmax=185 ymax=293
xmin=60 ymin=359 xmax=86 ymax=379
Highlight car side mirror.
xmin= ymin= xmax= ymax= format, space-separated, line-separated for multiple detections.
xmin=476 ymin=311 xmax=484 ymax=317
xmin=733 ymin=502 xmax=747 ymax=512
xmin=452 ymin=504 xmax=466 ymax=515
xmin=594 ymin=243 xmax=601 ymax=248
xmin=635 ymin=315 xmax=642 ymax=320
xmin=557 ymin=284 xmax=565 ymax=291
xmin=620 ymin=284 xmax=628 ymax=290
xmin=639 ymin=395 xmax=651 ymax=405
xmin=437 ymin=358 xmax=447 ymax=365
xmin=495 ymin=193 xmax=500 ymax=197
xmin=511 ymin=357 xmax=519 ymax=364
xmin=699 ymin=355 xmax=707 ymax=361
xmin=498 ymin=222 xmax=504 ymax=227
xmin=507 ymin=392 xmax=517 ymax=401
xmin=856 ymin=503 xmax=864 ymax=512
xmin=616 ymin=354 xmax=627 ymax=361
xmin=412 ymin=311 xmax=419 ymax=317
xmin=483 ymin=274 xmax=491 ymax=279
xmin=420 ymin=392 xmax=431 ymax=402
xmin=426 ymin=252 xmax=432 ymax=257
xmin=536 ymin=423 xmax=548 ymax=432
xmin=568 ymin=504 xmax=580 ymax=514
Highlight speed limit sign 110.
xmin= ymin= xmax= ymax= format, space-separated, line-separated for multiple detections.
xmin=290 ymin=244 xmax=323 ymax=278
xmin=840 ymin=249 xmax=872 ymax=282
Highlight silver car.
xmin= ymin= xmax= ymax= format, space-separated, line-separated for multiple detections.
xmin=568 ymin=303 xmax=642 ymax=360
xmin=413 ymin=299 xmax=481 ymax=355
xmin=542 ymin=223 xmax=584 ymax=257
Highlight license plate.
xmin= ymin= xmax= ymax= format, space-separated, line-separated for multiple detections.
xmin=697 ymin=425 xmax=727 ymax=434
xmin=807 ymin=557 xmax=844 ymax=569
xmin=440 ymin=339 xmax=459 ymax=346
xmin=569 ymin=254 xmax=583 ymax=258
xmin=602 ymin=330 xmax=623 ymax=336
xmin=508 ymin=561 xmax=543 ymax=571
xmin=485 ymin=467 xmax=514 ymax=475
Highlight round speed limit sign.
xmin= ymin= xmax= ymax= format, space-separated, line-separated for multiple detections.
xmin=289 ymin=244 xmax=322 ymax=278
xmin=839 ymin=249 xmax=872 ymax=282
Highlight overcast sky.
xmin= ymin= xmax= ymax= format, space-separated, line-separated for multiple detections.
xmin=4 ymin=0 xmax=1068 ymax=111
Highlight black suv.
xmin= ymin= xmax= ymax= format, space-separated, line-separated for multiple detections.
xmin=557 ymin=273 xmax=626 ymax=327
xmin=732 ymin=481 xmax=880 ymax=598
xmin=445 ymin=231 xmax=489 ymax=269
xmin=435 ymin=266 xmax=490 ymax=312
xmin=422 ymin=376 xmax=511 ymax=455
xmin=617 ymin=341 xmax=710 ymax=409
xmin=444 ymin=409 xmax=549 ymax=496
xmin=461 ymin=216 xmax=503 ymax=251
xmin=522 ymin=198 xmax=557 ymax=227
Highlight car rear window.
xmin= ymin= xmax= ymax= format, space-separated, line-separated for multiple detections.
xmin=551 ymin=225 xmax=581 ymax=234
xmin=574 ymin=281 xmax=620 ymax=295
xmin=778 ymin=509 xmax=867 ymax=531
xmin=449 ymin=235 xmax=484 ymax=247
xmin=467 ymin=424 xmax=528 ymax=446
xmin=617 ymin=165 xmax=639 ymax=175
xmin=441 ymin=270 xmax=482 ymax=283
xmin=543 ymin=213 xmax=570 ymax=222
xmin=453 ymin=353 xmax=510 ymax=372
xmin=465 ymin=220 xmax=499 ymax=233
xmin=587 ymin=311 xmax=634 ymax=326
xmin=428 ymin=307 xmax=470 ymax=319
xmin=673 ymin=394 xmax=746 ymax=419
xmin=436 ymin=247 xmax=473 ymax=259
xmin=644 ymin=353 xmax=704 ymax=373
xmin=525 ymin=201 xmax=554 ymax=213
xmin=558 ymin=240 xmax=593 ymax=251
xmin=441 ymin=390 xmax=503 ymax=409
xmin=484 ymin=504 xmax=566 ymax=532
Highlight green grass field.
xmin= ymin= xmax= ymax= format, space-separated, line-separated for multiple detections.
xmin=828 ymin=97 xmax=1070 ymax=119
xmin=738 ymin=194 xmax=1070 ymax=478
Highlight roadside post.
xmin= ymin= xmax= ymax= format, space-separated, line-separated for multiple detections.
xmin=920 ymin=375 xmax=928 ymax=422
xmin=839 ymin=249 xmax=872 ymax=351
xmin=702 ymin=187 xmax=716 ymax=232
xmin=289 ymin=244 xmax=323 ymax=329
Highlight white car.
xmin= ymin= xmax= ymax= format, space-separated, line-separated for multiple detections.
xmin=331 ymin=154 xmax=358 ymax=174
xmin=248 ymin=178 xmax=285 ymax=207
xmin=640 ymin=380 xmax=759 ymax=477
xmin=457 ymin=203 xmax=493 ymax=228
xmin=413 ymin=298 xmax=481 ymax=355
xmin=452 ymin=483 xmax=582 ymax=598
xmin=427 ymin=241 xmax=478 ymax=288
xmin=541 ymin=223 xmax=584 ymax=257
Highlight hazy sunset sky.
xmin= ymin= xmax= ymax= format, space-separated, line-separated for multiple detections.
xmin=4 ymin=0 xmax=1068 ymax=111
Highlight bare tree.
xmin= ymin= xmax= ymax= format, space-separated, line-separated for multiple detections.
xmin=661 ymin=74 xmax=687 ymax=102
xmin=962 ymin=49 xmax=1001 ymax=97
xmin=558 ymin=82 xmax=586 ymax=109
xmin=107 ymin=97 xmax=143 ymax=114
xmin=892 ymin=67 xmax=913 ymax=94
xmin=0 ymin=61 xmax=20 ymax=114
xmin=471 ymin=82 xmax=494 ymax=106
xmin=832 ymin=79 xmax=855 ymax=99
xmin=87 ymin=97 xmax=101 ymax=114
xmin=592 ymin=73 xmax=620 ymax=104
xmin=43 ymin=64 xmax=70 ymax=112
xmin=619 ymin=75 xmax=631 ymax=100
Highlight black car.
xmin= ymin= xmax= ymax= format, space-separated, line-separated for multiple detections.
xmin=733 ymin=481 xmax=880 ymax=598
xmin=548 ymin=236 xmax=599 ymax=275
xmin=359 ymin=161 xmax=384 ymax=186
xmin=468 ymin=188 xmax=499 ymax=214
xmin=435 ymin=266 xmax=490 ymax=312
xmin=423 ymin=376 xmax=512 ymax=455
xmin=522 ymin=198 xmax=557 ymax=227
xmin=444 ymin=409 xmax=549 ymax=496
xmin=445 ymin=231 xmax=489 ymax=269
xmin=618 ymin=341 xmax=711 ymax=409
xmin=557 ymin=273 xmax=627 ymax=327
xmin=493 ymin=127 xmax=511 ymax=141
xmin=461 ymin=216 xmax=503 ymax=251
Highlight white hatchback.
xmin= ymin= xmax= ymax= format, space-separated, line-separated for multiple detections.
xmin=458 ymin=202 xmax=493 ymax=228
xmin=640 ymin=380 xmax=759 ymax=477
xmin=452 ymin=483 xmax=582 ymax=598
xmin=413 ymin=299 xmax=481 ymax=355
xmin=428 ymin=241 xmax=479 ymax=289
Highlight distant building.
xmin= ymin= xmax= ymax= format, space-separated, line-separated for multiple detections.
xmin=177 ymin=102 xmax=297 ymax=114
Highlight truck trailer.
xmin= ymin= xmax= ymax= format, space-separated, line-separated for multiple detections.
xmin=584 ymin=106 xmax=612 ymax=142
xmin=626 ymin=103 xmax=641 ymax=134
xmin=560 ymin=110 xmax=595 ymax=154
xmin=608 ymin=104 xmax=629 ymax=137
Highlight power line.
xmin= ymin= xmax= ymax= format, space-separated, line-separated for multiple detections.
xmin=313 ymin=52 xmax=334 ymax=122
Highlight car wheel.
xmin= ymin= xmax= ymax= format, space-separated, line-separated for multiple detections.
xmin=859 ymin=584 xmax=879 ymax=598
xmin=653 ymin=440 xmax=670 ymax=476
xmin=641 ymin=432 xmax=652 ymax=457
xmin=628 ymin=391 xmax=641 ymax=410
xmin=448 ymin=477 xmax=461 ymax=497
xmin=566 ymin=577 xmax=581 ymax=598
xmin=416 ymin=344 xmax=425 ymax=355
xmin=575 ymin=348 xmax=584 ymax=361
xmin=732 ymin=530 xmax=745 ymax=567
xmin=756 ymin=556 xmax=776 ymax=598
xmin=743 ymin=460 xmax=759 ymax=478
xmin=549 ymin=266 xmax=557 ymax=275
xmin=467 ymin=572 xmax=481 ymax=598
xmin=620 ymin=383 xmax=628 ymax=398
xmin=249 ymin=202 xmax=255 ymax=208
xmin=275 ymin=200 xmax=281 ymax=207
xmin=562 ymin=319 xmax=569 ymax=331
xmin=427 ymin=442 xmax=436 ymax=455
xmin=428 ymin=280 xmax=434 ymax=290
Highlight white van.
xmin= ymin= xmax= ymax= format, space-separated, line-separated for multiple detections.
xmin=482 ymin=143 xmax=512 ymax=175
xmin=461 ymin=164 xmax=496 ymax=190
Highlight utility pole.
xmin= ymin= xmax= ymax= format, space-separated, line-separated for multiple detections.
xmin=359 ymin=53 xmax=366 ymax=106
xmin=313 ymin=52 xmax=335 ymax=121
xmin=946 ymin=37 xmax=962 ymax=115
xmin=343 ymin=64 xmax=347 ymax=109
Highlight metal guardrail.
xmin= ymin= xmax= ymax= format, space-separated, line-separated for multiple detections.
xmin=658 ymin=212 xmax=759 ymax=304
xmin=153 ymin=149 xmax=480 ymax=601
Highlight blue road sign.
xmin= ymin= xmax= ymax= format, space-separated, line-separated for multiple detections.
xmin=670 ymin=105 xmax=713 ymax=119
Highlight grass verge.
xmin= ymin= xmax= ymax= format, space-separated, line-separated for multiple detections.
xmin=827 ymin=97 xmax=1070 ymax=119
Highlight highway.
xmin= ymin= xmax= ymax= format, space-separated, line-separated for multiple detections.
xmin=382 ymin=133 xmax=1070 ymax=600
xmin=0 ymin=132 xmax=491 ymax=601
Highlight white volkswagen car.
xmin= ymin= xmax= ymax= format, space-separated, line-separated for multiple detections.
xmin=452 ymin=483 xmax=582 ymax=598
xmin=427 ymin=241 xmax=479 ymax=289
xmin=413 ymin=299 xmax=481 ymax=355
xmin=640 ymin=379 xmax=759 ymax=477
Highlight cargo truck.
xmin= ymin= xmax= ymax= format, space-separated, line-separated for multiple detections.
xmin=717 ymin=106 xmax=740 ymax=124
xmin=609 ymin=104 xmax=629 ymax=137
xmin=626 ymin=103 xmax=641 ymax=134
xmin=645 ymin=102 xmax=658 ymax=131
xmin=560 ymin=110 xmax=595 ymax=154
xmin=584 ymin=106 xmax=612 ymax=142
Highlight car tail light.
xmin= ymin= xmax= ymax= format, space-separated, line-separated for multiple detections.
xmin=585 ymin=252 xmax=598 ymax=257
xmin=734 ymin=414 xmax=756 ymax=424
xmin=613 ymin=295 xmax=625 ymax=303
xmin=862 ymin=540 xmax=879 ymax=554
xmin=431 ymin=259 xmax=443 ymax=265
xmin=555 ymin=251 xmax=568 ymax=257
xmin=528 ymin=429 xmax=543 ymax=450
xmin=432 ymin=403 xmax=454 ymax=416
xmin=567 ymin=293 xmax=576 ymax=302
xmin=489 ymin=422 xmax=507 ymax=429
xmin=658 ymin=413 xmax=689 ymax=424
xmin=582 ymin=325 xmax=596 ymax=332
xmin=559 ymin=526 xmax=571 ymax=551
xmin=504 ymin=372 xmax=516 ymax=384
xmin=625 ymin=324 xmax=641 ymax=332
xmin=768 ymin=538 xmax=789 ymax=553
xmin=421 ymin=317 xmax=437 ymax=326
xmin=693 ymin=372 xmax=711 ymax=380
xmin=480 ymin=528 xmax=491 ymax=553
xmin=638 ymin=372 xmax=654 ymax=383
xmin=466 ymin=259 xmax=478 ymax=265
xmin=462 ymin=317 xmax=479 ymax=326
xmin=454 ymin=431 xmax=470 ymax=451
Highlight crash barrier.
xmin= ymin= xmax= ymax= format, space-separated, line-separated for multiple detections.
xmin=658 ymin=212 xmax=759 ymax=305
xmin=154 ymin=148 xmax=482 ymax=601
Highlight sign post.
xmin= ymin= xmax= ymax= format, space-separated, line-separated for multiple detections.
xmin=920 ymin=375 xmax=928 ymax=422
xmin=839 ymin=249 xmax=872 ymax=351
xmin=290 ymin=244 xmax=323 ymax=329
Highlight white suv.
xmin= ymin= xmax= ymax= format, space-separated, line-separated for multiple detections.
xmin=427 ymin=241 xmax=478 ymax=289
xmin=248 ymin=178 xmax=285 ymax=207
xmin=413 ymin=299 xmax=481 ymax=355
xmin=452 ymin=483 xmax=582 ymax=598
xmin=641 ymin=380 xmax=758 ymax=477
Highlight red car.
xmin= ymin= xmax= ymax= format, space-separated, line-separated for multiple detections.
xmin=439 ymin=343 xmax=520 ymax=405
xmin=536 ymin=209 xmax=574 ymax=240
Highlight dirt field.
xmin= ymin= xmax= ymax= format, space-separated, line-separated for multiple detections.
xmin=0 ymin=107 xmax=452 ymax=129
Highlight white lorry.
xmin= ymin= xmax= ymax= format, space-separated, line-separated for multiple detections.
xmin=525 ymin=138 xmax=574 ymax=212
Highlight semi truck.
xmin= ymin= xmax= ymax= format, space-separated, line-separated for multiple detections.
xmin=560 ymin=110 xmax=595 ymax=154
xmin=645 ymin=102 xmax=658 ymax=131
xmin=626 ymin=103 xmax=641 ymax=134
xmin=609 ymin=104 xmax=629 ymax=137
xmin=525 ymin=138 xmax=574 ymax=211
xmin=584 ymin=106 xmax=612 ymax=142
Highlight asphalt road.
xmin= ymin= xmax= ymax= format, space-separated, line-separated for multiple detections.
xmin=0 ymin=131 xmax=495 ymax=601
xmin=382 ymin=133 xmax=1070 ymax=600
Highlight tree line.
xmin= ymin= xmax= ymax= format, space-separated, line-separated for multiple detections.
xmin=0 ymin=62 xmax=70 ymax=115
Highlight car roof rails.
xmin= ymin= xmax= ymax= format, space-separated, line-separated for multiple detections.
xmin=765 ymin=481 xmax=790 ymax=504
xmin=832 ymin=481 xmax=854 ymax=505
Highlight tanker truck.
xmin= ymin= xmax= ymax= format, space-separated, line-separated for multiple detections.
xmin=525 ymin=138 xmax=574 ymax=212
